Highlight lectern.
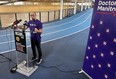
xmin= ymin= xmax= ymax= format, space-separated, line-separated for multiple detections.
xmin=14 ymin=29 xmax=38 ymax=77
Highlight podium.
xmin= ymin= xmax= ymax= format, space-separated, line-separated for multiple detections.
xmin=14 ymin=29 xmax=38 ymax=77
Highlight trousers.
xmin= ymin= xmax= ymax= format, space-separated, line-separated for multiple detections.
xmin=31 ymin=39 xmax=42 ymax=60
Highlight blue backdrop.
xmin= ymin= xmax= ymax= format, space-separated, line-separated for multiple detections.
xmin=82 ymin=0 xmax=116 ymax=79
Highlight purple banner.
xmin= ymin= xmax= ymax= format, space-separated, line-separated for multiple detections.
xmin=82 ymin=0 xmax=116 ymax=79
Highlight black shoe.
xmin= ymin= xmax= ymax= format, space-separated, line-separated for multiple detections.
xmin=31 ymin=57 xmax=36 ymax=62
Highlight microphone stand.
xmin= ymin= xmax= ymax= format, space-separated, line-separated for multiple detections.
xmin=0 ymin=20 xmax=22 ymax=62
xmin=0 ymin=26 xmax=13 ymax=62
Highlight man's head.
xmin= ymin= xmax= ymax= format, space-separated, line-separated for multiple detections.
xmin=30 ymin=12 xmax=36 ymax=20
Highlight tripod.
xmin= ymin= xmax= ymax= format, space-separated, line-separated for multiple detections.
xmin=0 ymin=54 xmax=11 ymax=61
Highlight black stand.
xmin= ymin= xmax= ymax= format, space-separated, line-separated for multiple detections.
xmin=0 ymin=54 xmax=11 ymax=61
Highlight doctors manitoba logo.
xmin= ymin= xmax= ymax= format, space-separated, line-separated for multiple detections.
xmin=97 ymin=0 xmax=116 ymax=16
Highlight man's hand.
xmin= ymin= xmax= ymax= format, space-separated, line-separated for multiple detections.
xmin=35 ymin=28 xmax=42 ymax=33
xmin=35 ymin=28 xmax=39 ymax=33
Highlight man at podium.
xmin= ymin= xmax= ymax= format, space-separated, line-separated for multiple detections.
xmin=13 ymin=12 xmax=43 ymax=64
xmin=27 ymin=12 xmax=43 ymax=64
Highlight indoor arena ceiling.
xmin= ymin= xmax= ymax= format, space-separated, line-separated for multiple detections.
xmin=0 ymin=0 xmax=92 ymax=5
xmin=0 ymin=0 xmax=83 ymax=2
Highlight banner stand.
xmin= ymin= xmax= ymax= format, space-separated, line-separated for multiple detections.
xmin=81 ymin=0 xmax=116 ymax=78
xmin=79 ymin=69 xmax=92 ymax=79
xmin=14 ymin=29 xmax=38 ymax=77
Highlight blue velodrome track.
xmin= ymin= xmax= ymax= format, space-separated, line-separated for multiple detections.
xmin=0 ymin=8 xmax=93 ymax=54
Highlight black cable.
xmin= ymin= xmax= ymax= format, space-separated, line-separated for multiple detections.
xmin=39 ymin=63 xmax=82 ymax=79
xmin=38 ymin=62 xmax=80 ymax=73
xmin=0 ymin=29 xmax=11 ymax=63
xmin=6 ymin=28 xmax=12 ymax=70
xmin=6 ymin=28 xmax=17 ymax=71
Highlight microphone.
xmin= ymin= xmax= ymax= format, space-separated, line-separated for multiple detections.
xmin=23 ymin=20 xmax=27 ymax=26
xmin=11 ymin=19 xmax=22 ymax=29
xmin=22 ymin=21 xmax=28 ymax=30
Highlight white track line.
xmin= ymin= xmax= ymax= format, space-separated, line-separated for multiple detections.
xmin=0 ymin=14 xmax=91 ymax=45
xmin=0 ymin=13 xmax=91 ymax=45
xmin=0 ymin=26 xmax=90 ymax=54
xmin=44 ymin=12 xmax=87 ymax=29
xmin=42 ymin=14 xmax=91 ymax=36
xmin=0 ymin=10 xmax=89 ymax=35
